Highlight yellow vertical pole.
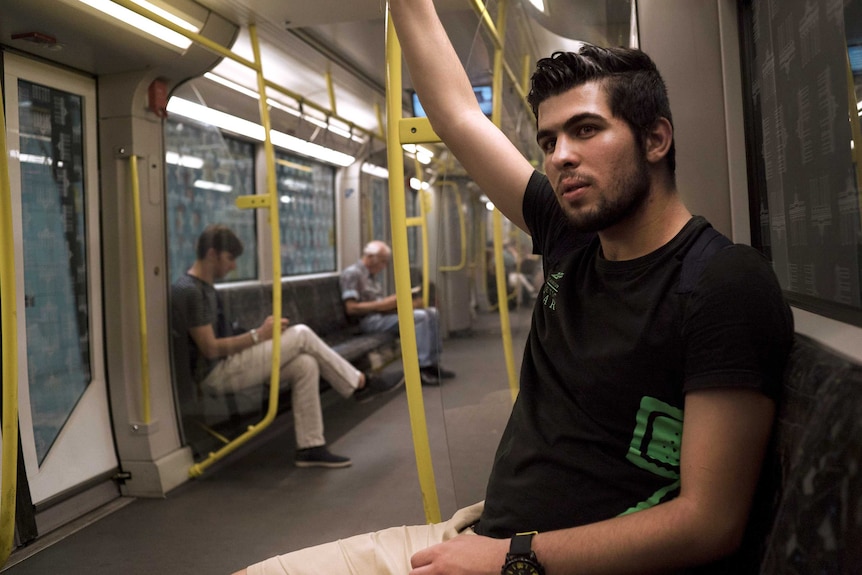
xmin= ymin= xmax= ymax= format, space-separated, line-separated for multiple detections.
xmin=385 ymin=7 xmax=441 ymax=525
xmin=487 ymin=0 xmax=519 ymax=403
xmin=0 ymin=84 xmax=20 ymax=568
xmin=437 ymin=181 xmax=467 ymax=273
xmin=189 ymin=23 xmax=283 ymax=477
xmin=412 ymin=156 xmax=431 ymax=308
xmin=250 ymin=22 xmax=283 ymax=426
xmin=129 ymin=155 xmax=152 ymax=424
xmin=375 ymin=103 xmax=385 ymax=139
xmin=521 ymin=54 xmax=532 ymax=95
xmin=478 ymin=206 xmax=488 ymax=302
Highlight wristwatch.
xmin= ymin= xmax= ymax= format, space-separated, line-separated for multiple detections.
xmin=501 ymin=531 xmax=544 ymax=575
xmin=249 ymin=328 xmax=259 ymax=344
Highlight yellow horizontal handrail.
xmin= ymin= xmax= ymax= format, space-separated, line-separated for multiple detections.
xmin=111 ymin=0 xmax=255 ymax=69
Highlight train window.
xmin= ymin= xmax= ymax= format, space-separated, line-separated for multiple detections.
xmin=407 ymin=188 xmax=420 ymax=268
xmin=740 ymin=0 xmax=862 ymax=327
xmin=362 ymin=174 xmax=391 ymax=248
xmin=275 ymin=151 xmax=337 ymax=275
xmin=15 ymin=79 xmax=93 ymax=464
xmin=164 ymin=119 xmax=257 ymax=284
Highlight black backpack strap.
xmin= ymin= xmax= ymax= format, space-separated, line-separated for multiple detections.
xmin=677 ymin=226 xmax=733 ymax=294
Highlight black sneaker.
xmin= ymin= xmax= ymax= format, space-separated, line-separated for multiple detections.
xmin=436 ymin=365 xmax=456 ymax=379
xmin=294 ymin=446 xmax=352 ymax=468
xmin=354 ymin=371 xmax=405 ymax=403
xmin=419 ymin=370 xmax=440 ymax=387
xmin=422 ymin=365 xmax=456 ymax=380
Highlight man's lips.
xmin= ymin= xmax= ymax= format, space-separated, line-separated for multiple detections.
xmin=557 ymin=177 xmax=590 ymax=200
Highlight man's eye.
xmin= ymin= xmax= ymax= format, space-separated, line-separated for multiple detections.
xmin=578 ymin=125 xmax=597 ymax=137
xmin=540 ymin=139 xmax=555 ymax=153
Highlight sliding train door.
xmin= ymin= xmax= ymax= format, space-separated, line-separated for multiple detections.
xmin=3 ymin=52 xmax=119 ymax=534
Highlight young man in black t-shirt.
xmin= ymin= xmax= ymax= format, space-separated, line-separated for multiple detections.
xmin=235 ymin=2 xmax=792 ymax=573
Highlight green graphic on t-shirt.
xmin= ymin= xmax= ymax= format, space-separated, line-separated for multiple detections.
xmin=619 ymin=396 xmax=684 ymax=516
xmin=543 ymin=272 xmax=564 ymax=310
xmin=626 ymin=396 xmax=683 ymax=480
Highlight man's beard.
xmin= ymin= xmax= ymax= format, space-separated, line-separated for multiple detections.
xmin=559 ymin=152 xmax=651 ymax=233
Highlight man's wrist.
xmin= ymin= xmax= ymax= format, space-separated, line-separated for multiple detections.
xmin=501 ymin=532 xmax=544 ymax=575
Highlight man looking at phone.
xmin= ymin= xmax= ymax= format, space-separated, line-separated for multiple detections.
xmin=172 ymin=225 xmax=402 ymax=469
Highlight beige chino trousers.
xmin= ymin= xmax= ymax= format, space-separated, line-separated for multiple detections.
xmin=201 ymin=323 xmax=361 ymax=449
xmin=247 ymin=502 xmax=484 ymax=575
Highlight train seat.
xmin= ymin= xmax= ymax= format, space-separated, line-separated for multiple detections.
xmin=216 ymin=274 xmax=399 ymax=368
xmin=759 ymin=333 xmax=862 ymax=573
xmin=279 ymin=275 xmax=398 ymax=365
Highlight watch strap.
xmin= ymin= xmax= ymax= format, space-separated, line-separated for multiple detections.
xmin=502 ymin=531 xmax=543 ymax=575
xmin=509 ymin=531 xmax=536 ymax=555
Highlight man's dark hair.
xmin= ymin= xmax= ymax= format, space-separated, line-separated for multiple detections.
xmin=196 ymin=224 xmax=244 ymax=260
xmin=528 ymin=46 xmax=676 ymax=176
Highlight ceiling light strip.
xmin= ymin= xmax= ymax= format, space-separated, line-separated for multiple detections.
xmin=68 ymin=0 xmax=195 ymax=49
xmin=166 ymin=98 xmax=355 ymax=167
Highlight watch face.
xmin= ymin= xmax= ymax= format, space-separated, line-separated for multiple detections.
xmin=502 ymin=559 xmax=542 ymax=575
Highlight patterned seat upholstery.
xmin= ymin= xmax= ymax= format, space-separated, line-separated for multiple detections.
xmin=283 ymin=276 xmax=396 ymax=362
xmin=759 ymin=334 xmax=862 ymax=573
xmin=218 ymin=274 xmax=397 ymax=365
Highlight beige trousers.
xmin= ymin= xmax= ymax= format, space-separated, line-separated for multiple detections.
xmin=201 ymin=324 xmax=361 ymax=449
xmin=247 ymin=502 xmax=484 ymax=575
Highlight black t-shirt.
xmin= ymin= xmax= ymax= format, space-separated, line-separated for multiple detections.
xmin=171 ymin=273 xmax=219 ymax=383
xmin=476 ymin=172 xmax=793 ymax=571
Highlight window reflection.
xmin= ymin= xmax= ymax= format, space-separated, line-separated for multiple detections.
xmin=742 ymin=0 xmax=862 ymax=325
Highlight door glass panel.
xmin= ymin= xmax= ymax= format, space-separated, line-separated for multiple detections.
xmin=17 ymin=79 xmax=91 ymax=465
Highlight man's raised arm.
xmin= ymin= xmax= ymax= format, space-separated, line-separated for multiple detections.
xmin=389 ymin=0 xmax=534 ymax=232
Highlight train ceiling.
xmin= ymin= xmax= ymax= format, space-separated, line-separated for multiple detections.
xmin=0 ymin=0 xmax=629 ymax=165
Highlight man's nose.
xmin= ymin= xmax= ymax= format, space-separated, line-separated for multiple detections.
xmin=550 ymin=135 xmax=580 ymax=168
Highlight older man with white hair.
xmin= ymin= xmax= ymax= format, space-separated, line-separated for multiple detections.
xmin=340 ymin=240 xmax=455 ymax=386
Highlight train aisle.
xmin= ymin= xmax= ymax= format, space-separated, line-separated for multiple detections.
xmin=3 ymin=307 xmax=532 ymax=575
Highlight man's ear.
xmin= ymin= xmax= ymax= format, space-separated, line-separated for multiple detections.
xmin=645 ymin=117 xmax=673 ymax=164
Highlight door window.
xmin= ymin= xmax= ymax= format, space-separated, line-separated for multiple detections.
xmin=17 ymin=79 xmax=92 ymax=464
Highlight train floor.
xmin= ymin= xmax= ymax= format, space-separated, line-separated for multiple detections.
xmin=3 ymin=305 xmax=533 ymax=575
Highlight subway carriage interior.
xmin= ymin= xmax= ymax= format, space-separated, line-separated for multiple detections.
xmin=1 ymin=0 xmax=862 ymax=573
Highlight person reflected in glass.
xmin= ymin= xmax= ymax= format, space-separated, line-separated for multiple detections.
xmin=171 ymin=225 xmax=402 ymax=469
